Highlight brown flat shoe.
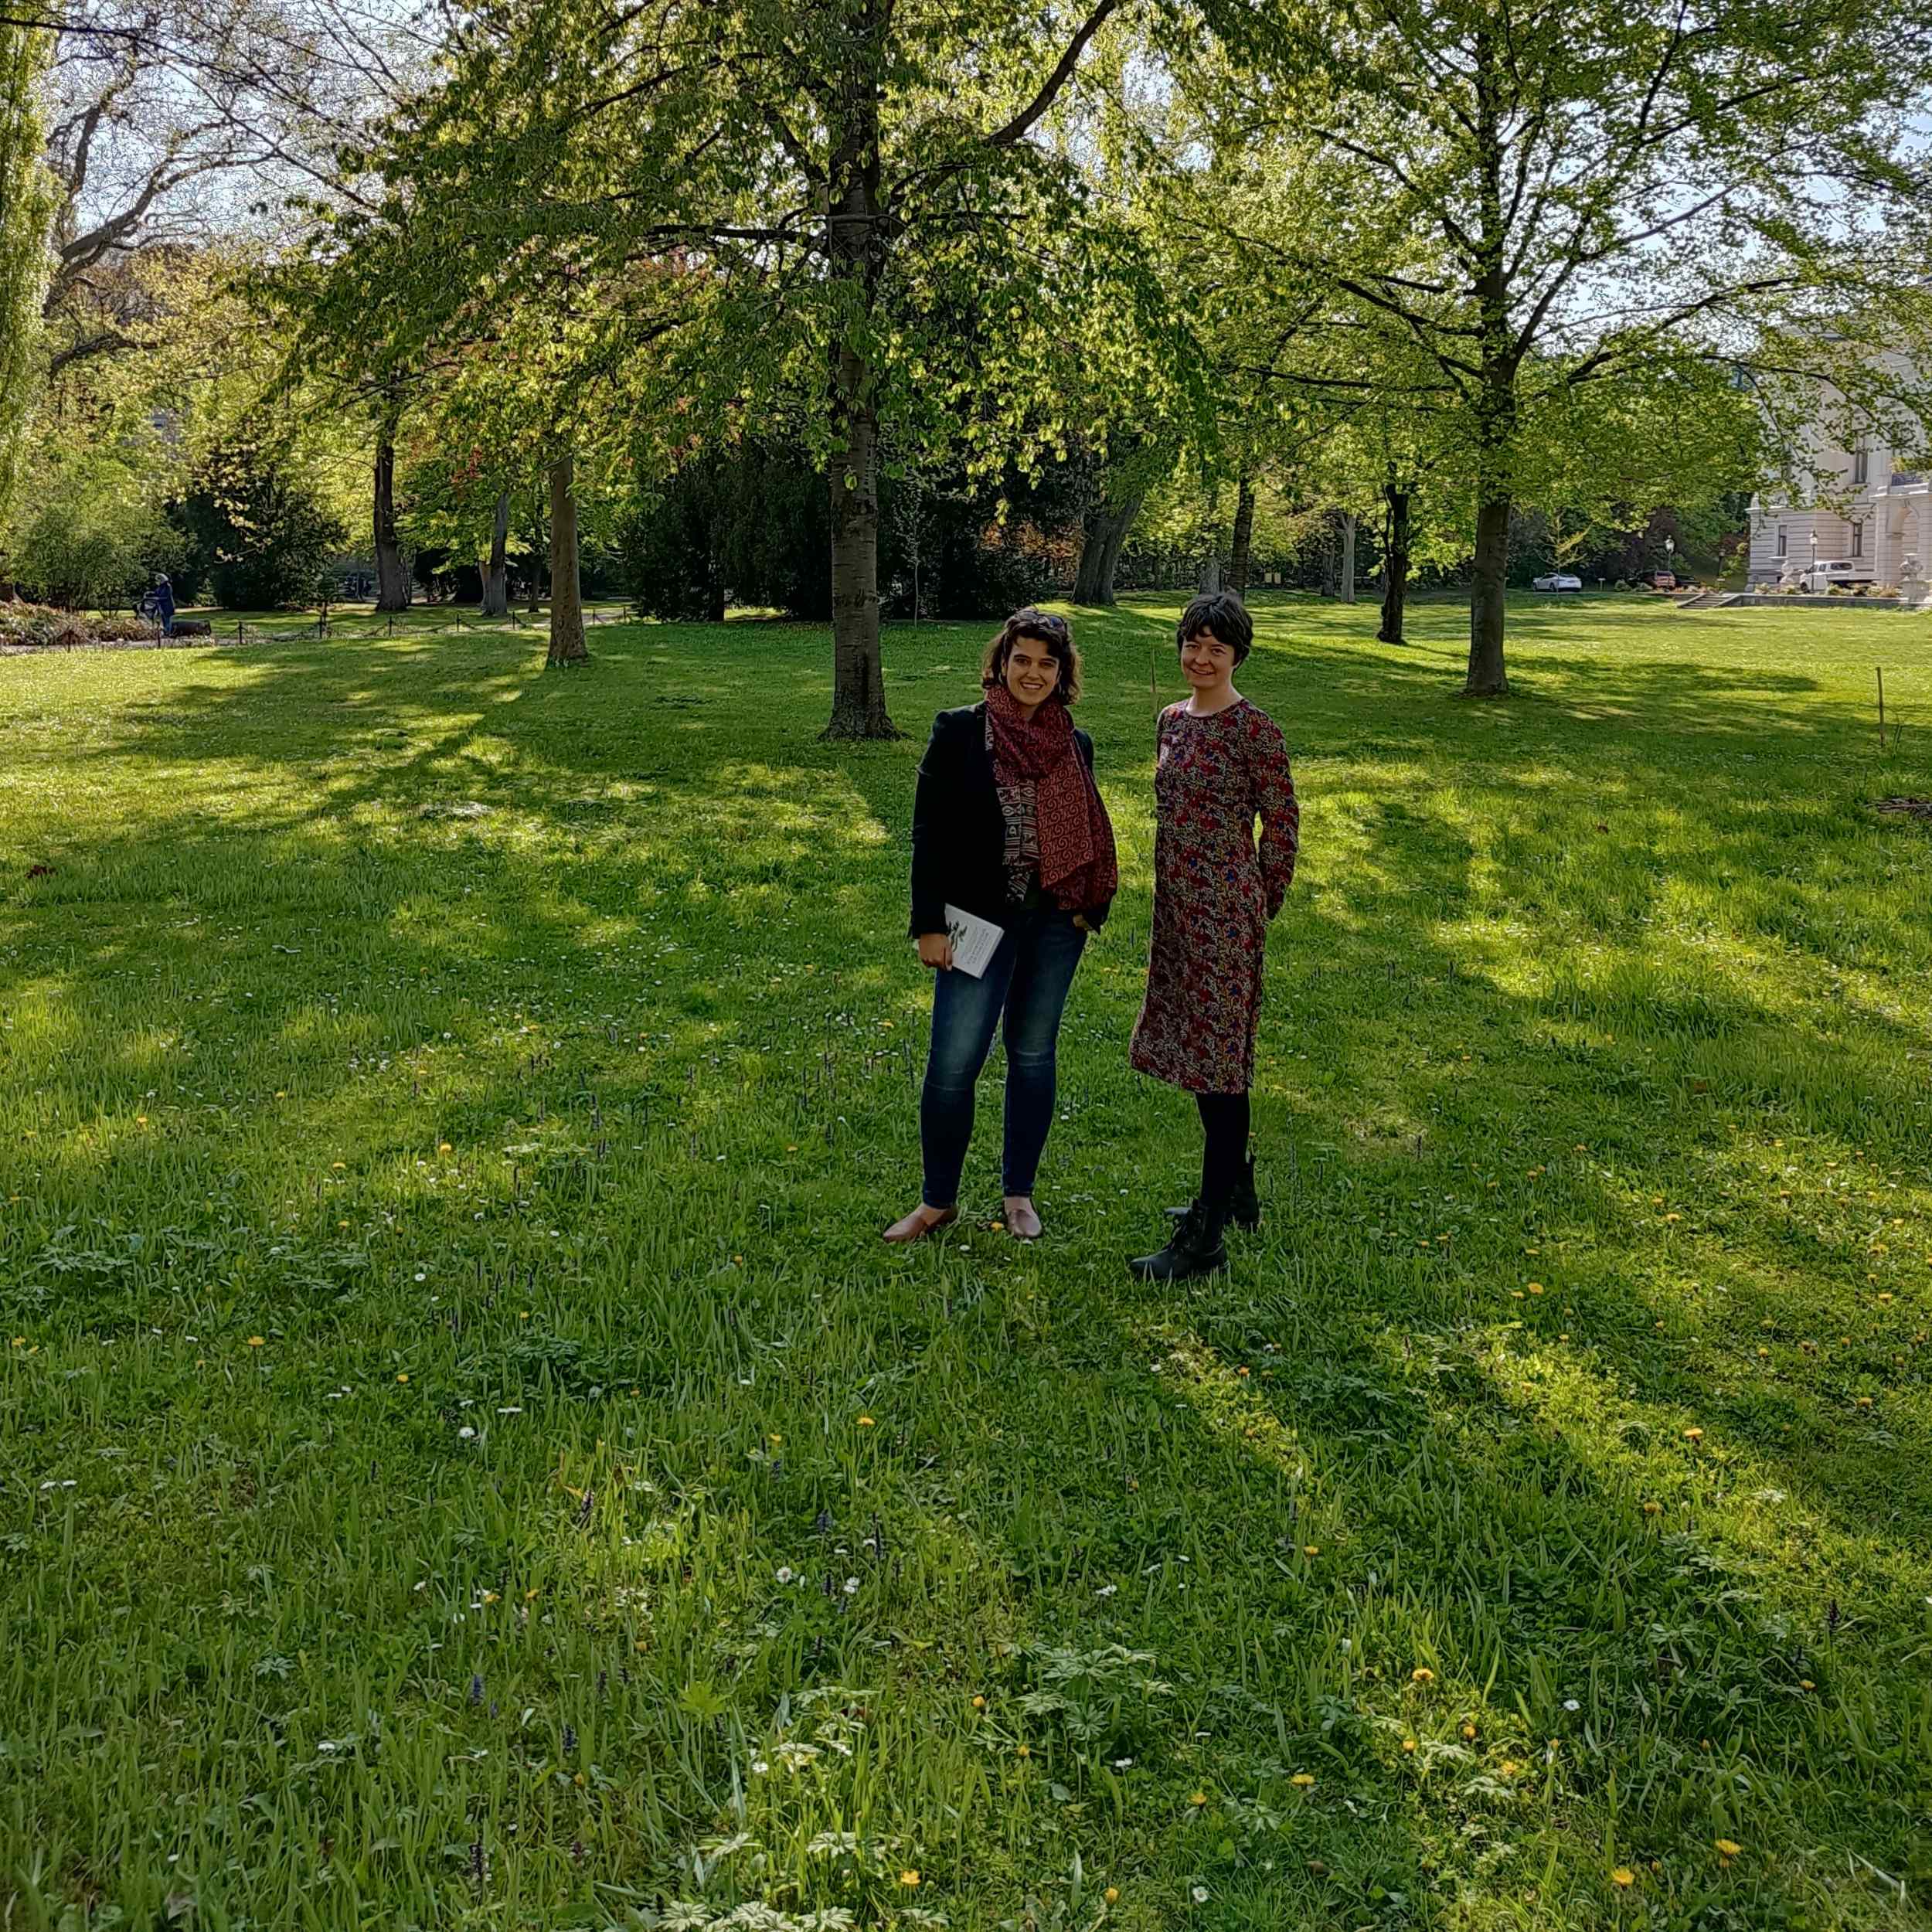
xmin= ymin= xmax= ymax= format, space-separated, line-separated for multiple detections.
xmin=882 ymin=1204 xmax=958 ymax=1244
xmin=1002 ymin=1196 xmax=1043 ymax=1240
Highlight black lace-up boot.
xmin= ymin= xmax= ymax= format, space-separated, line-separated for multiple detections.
xmin=1128 ymin=1199 xmax=1229 ymax=1281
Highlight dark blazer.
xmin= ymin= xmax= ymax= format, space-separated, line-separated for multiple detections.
xmin=909 ymin=702 xmax=1111 ymax=937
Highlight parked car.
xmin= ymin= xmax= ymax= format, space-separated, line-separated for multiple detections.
xmin=1634 ymin=569 xmax=1677 ymax=590
xmin=1802 ymin=560 xmax=1866 ymax=592
xmin=1532 ymin=572 xmax=1583 ymax=593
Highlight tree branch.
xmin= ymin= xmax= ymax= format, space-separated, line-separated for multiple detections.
xmin=981 ymin=0 xmax=1119 ymax=148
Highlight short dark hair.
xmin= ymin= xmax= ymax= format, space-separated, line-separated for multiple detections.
xmin=1177 ymin=591 xmax=1253 ymax=665
xmin=982 ymin=607 xmax=1081 ymax=704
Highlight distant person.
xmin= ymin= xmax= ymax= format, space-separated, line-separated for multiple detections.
xmin=1128 ymin=591 xmax=1299 ymax=1281
xmin=885 ymin=608 xmax=1118 ymax=1245
xmin=149 ymin=573 xmax=175 ymax=637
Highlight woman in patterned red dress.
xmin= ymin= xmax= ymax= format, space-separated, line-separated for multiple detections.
xmin=1128 ymin=592 xmax=1299 ymax=1281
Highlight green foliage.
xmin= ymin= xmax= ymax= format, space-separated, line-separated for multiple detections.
xmin=11 ymin=468 xmax=177 ymax=610
xmin=617 ymin=446 xmax=1086 ymax=621
xmin=175 ymin=445 xmax=348 ymax=608
xmin=1171 ymin=0 xmax=1932 ymax=685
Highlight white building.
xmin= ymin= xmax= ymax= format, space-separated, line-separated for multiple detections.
xmin=1748 ymin=410 xmax=1929 ymax=587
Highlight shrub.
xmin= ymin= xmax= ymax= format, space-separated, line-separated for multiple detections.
xmin=174 ymin=449 xmax=346 ymax=608
xmin=12 ymin=491 xmax=158 ymax=610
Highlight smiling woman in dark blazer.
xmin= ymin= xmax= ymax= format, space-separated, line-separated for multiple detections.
xmin=885 ymin=608 xmax=1117 ymax=1244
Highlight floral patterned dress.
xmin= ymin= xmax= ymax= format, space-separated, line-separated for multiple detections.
xmin=1130 ymin=698 xmax=1300 ymax=1094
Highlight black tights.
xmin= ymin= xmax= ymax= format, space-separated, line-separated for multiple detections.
xmin=1196 ymin=1090 xmax=1250 ymax=1209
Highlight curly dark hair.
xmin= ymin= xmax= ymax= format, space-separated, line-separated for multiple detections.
xmin=981 ymin=607 xmax=1081 ymax=704
xmin=1177 ymin=591 xmax=1253 ymax=665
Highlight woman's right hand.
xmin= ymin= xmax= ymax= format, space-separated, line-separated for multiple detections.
xmin=917 ymin=932 xmax=954 ymax=971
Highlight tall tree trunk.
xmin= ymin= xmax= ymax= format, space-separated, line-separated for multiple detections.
xmin=372 ymin=410 xmax=410 ymax=612
xmin=526 ymin=482 xmax=546 ymax=613
xmin=1074 ymin=491 xmax=1142 ymax=605
xmin=1378 ymin=474 xmax=1411 ymax=645
xmin=1338 ymin=510 xmax=1357 ymax=604
xmin=1464 ymin=29 xmax=1514 ymax=697
xmin=480 ymin=489 xmax=509 ymax=617
xmin=1094 ymin=492 xmax=1140 ymax=604
xmin=546 ymin=451 xmax=586 ymax=667
xmin=821 ymin=50 xmax=896 ymax=740
xmin=1230 ymin=474 xmax=1257 ymax=597
xmin=1467 ymin=493 xmax=1511 ymax=693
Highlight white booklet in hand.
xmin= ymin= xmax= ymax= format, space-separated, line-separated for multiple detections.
xmin=944 ymin=903 xmax=1005 ymax=978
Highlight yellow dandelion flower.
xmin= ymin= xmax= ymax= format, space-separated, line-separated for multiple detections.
xmin=858 ymin=1414 xmax=875 ymax=1427
xmin=1190 ymin=1789 xmax=1209 ymax=1805
xmin=1612 ymin=1867 xmax=1634 ymax=1888
xmin=898 ymin=1869 xmax=920 ymax=1888
xmin=1461 ymin=1723 xmax=1477 ymax=1740
xmin=1500 ymin=1760 xmax=1522 ymax=1777
xmin=1682 ymin=1427 xmax=1703 ymax=1443
xmin=1303 ymin=1545 xmax=1320 ymax=1556
xmin=1401 ymin=1738 xmax=1417 ymax=1753
xmin=396 ymin=1372 xmax=410 ymax=1383
xmin=1412 ymin=1667 xmax=1435 ymax=1683
xmin=438 ymin=1141 xmax=452 ymax=1154
xmin=1290 ymin=1772 xmax=1315 ymax=1787
xmin=1015 ymin=1743 xmax=1029 ymax=1757
xmin=1643 ymin=1501 xmax=1663 ymax=1515
xmin=247 ymin=1336 xmax=264 ymax=1347
xmin=971 ymin=1695 xmax=985 ymax=1710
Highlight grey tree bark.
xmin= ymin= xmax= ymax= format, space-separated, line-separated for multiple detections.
xmin=1378 ymin=476 xmax=1411 ymax=645
xmin=1338 ymin=509 xmax=1357 ymax=604
xmin=372 ymin=427 xmax=410 ymax=612
xmin=1464 ymin=35 xmax=1513 ymax=696
xmin=480 ymin=489 xmax=510 ymax=617
xmin=1229 ymin=474 xmax=1257 ymax=597
xmin=546 ymin=451 xmax=587 ymax=666
xmin=821 ymin=35 xmax=895 ymax=739
xmin=1073 ymin=491 xmax=1142 ymax=605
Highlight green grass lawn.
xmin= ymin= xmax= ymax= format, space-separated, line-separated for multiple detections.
xmin=2 ymin=593 xmax=1930 ymax=1932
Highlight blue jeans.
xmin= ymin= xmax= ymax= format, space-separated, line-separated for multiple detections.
xmin=920 ymin=906 xmax=1087 ymax=1209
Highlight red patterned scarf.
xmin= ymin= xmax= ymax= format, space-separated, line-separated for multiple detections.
xmin=984 ymin=684 xmax=1119 ymax=915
